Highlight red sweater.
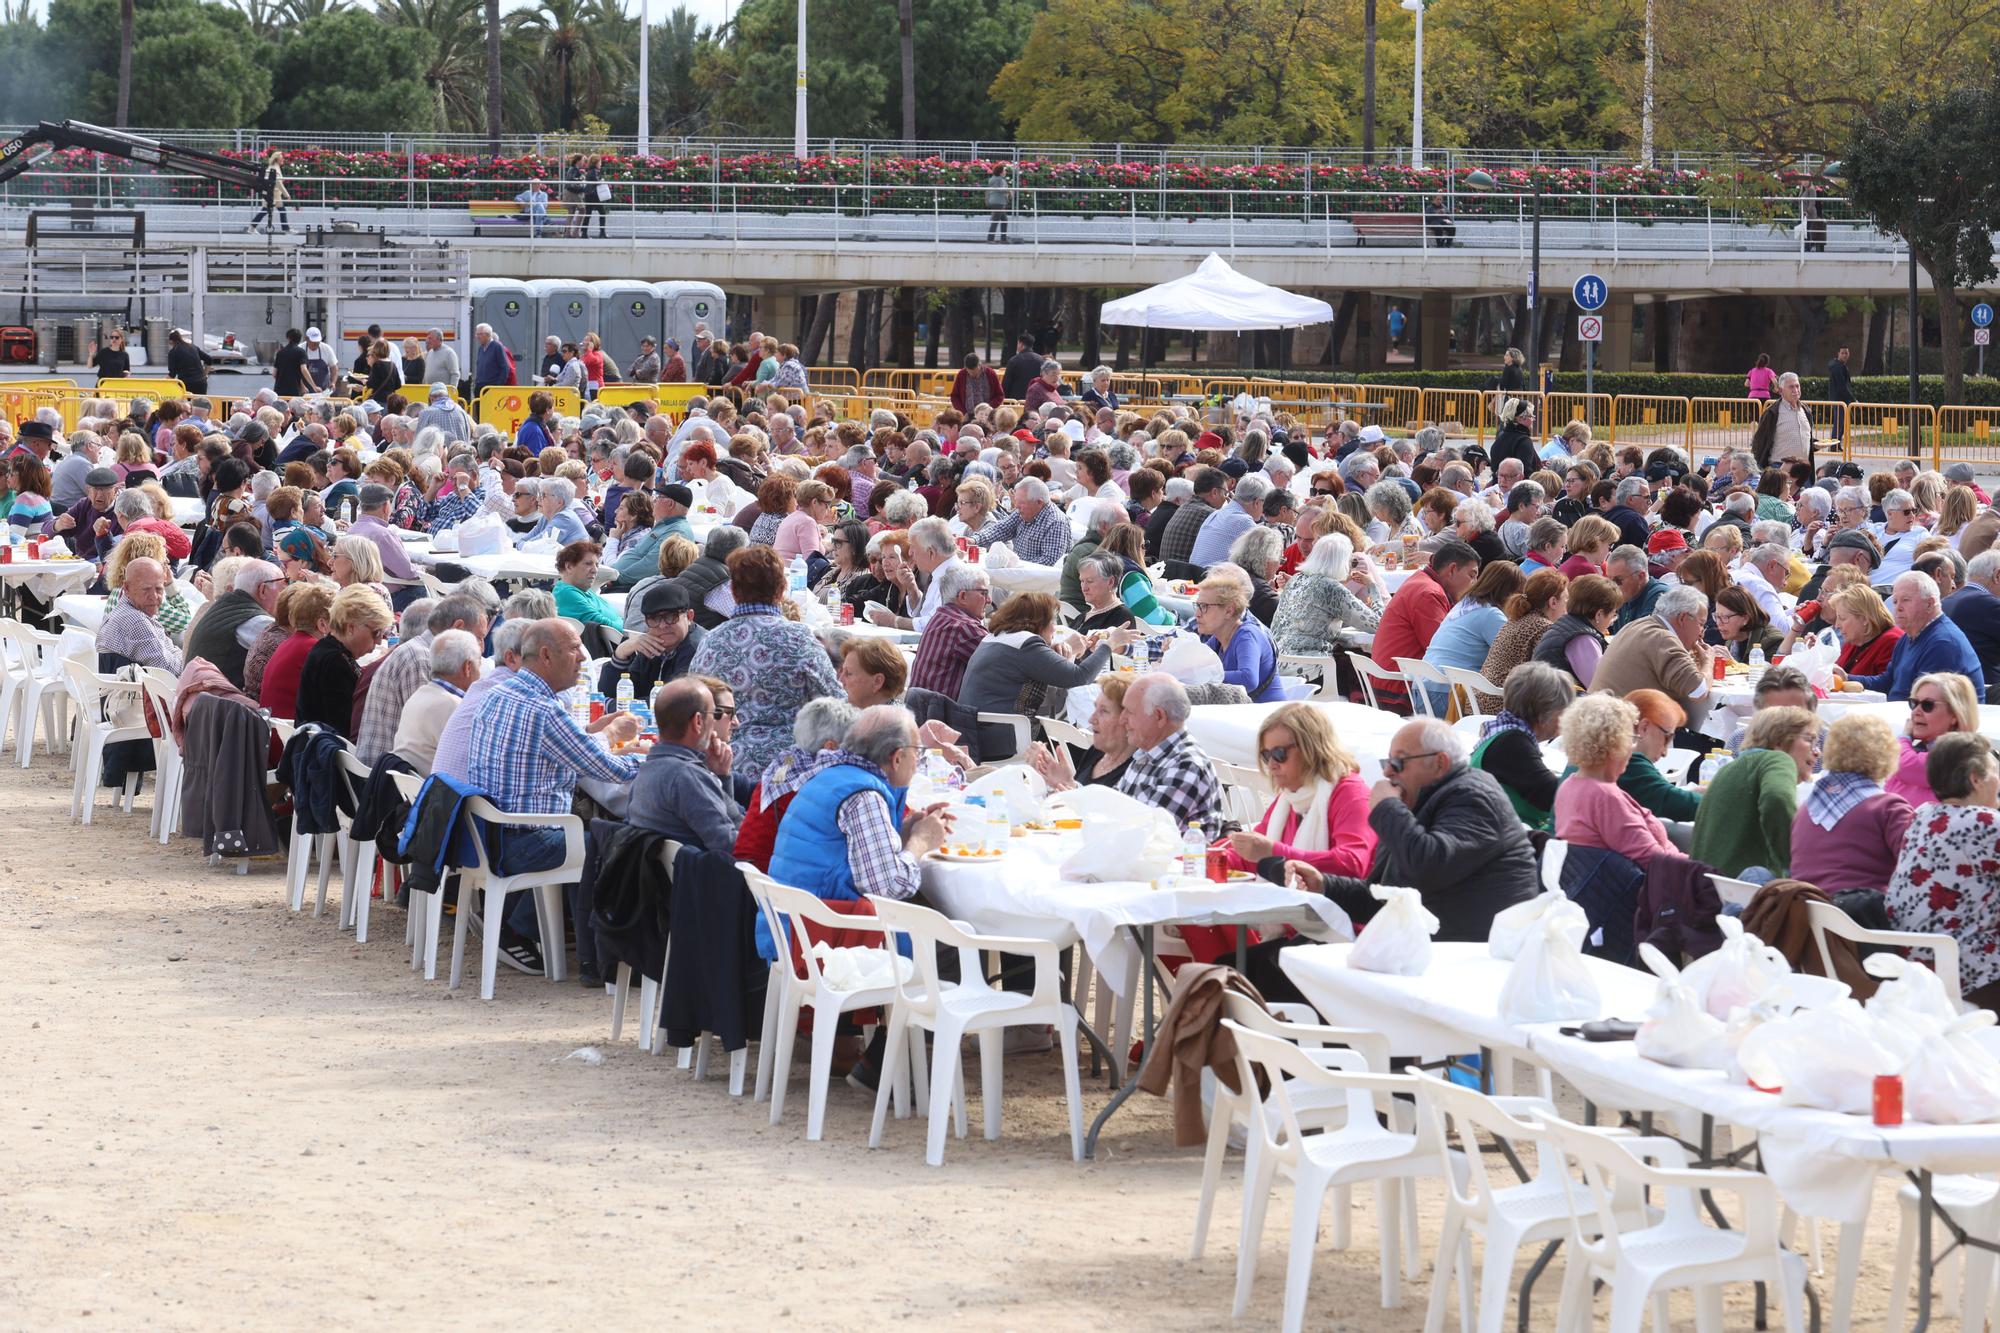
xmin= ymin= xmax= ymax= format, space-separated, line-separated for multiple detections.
xmin=258 ymin=632 xmax=316 ymax=719
xmin=1372 ymin=568 xmax=1452 ymax=708
xmin=1837 ymin=626 xmax=1902 ymax=679
xmin=732 ymin=784 xmax=796 ymax=872
xmin=1222 ymin=771 xmax=1378 ymax=879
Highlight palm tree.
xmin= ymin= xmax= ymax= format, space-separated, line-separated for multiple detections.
xmin=644 ymin=6 xmax=714 ymax=136
xmin=115 ymin=0 xmax=133 ymax=127
xmin=233 ymin=0 xmax=291 ymax=39
xmin=281 ymin=0 xmax=350 ymax=22
xmin=507 ymin=0 xmax=636 ymax=130
xmin=376 ymin=0 xmax=489 ymax=130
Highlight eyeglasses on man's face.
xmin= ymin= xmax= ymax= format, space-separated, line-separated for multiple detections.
xmin=1381 ymin=750 xmax=1441 ymax=775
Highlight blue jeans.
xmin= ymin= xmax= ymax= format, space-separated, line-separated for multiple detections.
xmin=488 ymin=824 xmax=567 ymax=942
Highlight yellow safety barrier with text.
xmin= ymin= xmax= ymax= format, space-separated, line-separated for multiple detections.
xmin=478 ymin=386 xmax=580 ymax=435
xmin=1609 ymin=396 xmax=1690 ymax=449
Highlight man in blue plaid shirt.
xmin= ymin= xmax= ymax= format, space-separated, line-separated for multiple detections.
xmin=972 ymin=477 xmax=1073 ymax=567
xmin=416 ymin=457 xmax=486 ymax=532
xmin=1114 ymin=673 xmax=1218 ymax=832
xmin=464 ymin=618 xmax=640 ymax=973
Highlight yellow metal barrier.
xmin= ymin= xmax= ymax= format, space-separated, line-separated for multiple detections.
xmin=1609 ymin=396 xmax=1691 ymax=449
xmin=814 ymin=367 xmax=861 ymax=395
xmin=1545 ymin=392 xmax=1614 ymax=446
xmin=596 ymin=383 xmax=666 ymax=411
xmin=1842 ymin=402 xmax=1936 ymax=468
xmin=1337 ymin=385 xmax=1422 ymax=436
xmin=97 ymin=376 xmax=187 ymax=402
xmin=477 ymin=386 xmax=581 ymax=435
xmin=1423 ymin=389 xmax=1489 ymax=443
xmin=1940 ymin=405 xmax=2000 ymax=467
xmin=1687 ymin=398 xmax=1767 ymax=463
xmin=0 ymin=379 xmax=79 ymax=430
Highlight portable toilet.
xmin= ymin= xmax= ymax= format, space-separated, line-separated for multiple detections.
xmin=657 ymin=281 xmax=727 ymax=365
xmin=588 ymin=279 xmax=664 ymax=374
xmin=527 ymin=278 xmax=595 ymax=353
xmin=468 ymin=278 xmax=535 ymax=372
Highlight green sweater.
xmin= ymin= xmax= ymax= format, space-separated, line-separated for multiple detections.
xmin=1559 ymin=751 xmax=1702 ymax=823
xmin=554 ymin=579 xmax=624 ymax=631
xmin=1689 ymin=748 xmax=1798 ymax=877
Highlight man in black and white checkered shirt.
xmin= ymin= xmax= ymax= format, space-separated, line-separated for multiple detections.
xmin=1114 ymin=672 xmax=1218 ymax=832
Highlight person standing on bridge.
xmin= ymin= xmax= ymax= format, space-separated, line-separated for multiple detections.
xmin=248 ymin=149 xmax=290 ymax=234
xmin=985 ymin=168 xmax=1011 ymax=242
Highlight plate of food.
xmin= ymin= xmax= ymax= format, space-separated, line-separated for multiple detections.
xmin=932 ymin=846 xmax=1007 ymax=862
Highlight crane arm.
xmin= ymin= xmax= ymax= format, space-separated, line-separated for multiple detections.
xmin=0 ymin=120 xmax=271 ymax=202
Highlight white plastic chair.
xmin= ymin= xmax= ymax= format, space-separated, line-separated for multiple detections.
xmin=1806 ymin=900 xmax=1964 ymax=1008
xmin=975 ymin=710 xmax=1035 ymax=762
xmin=449 ymin=795 xmax=582 ymax=1000
xmin=1038 ymin=714 xmax=1091 ymax=750
xmin=1709 ymin=873 xmax=1761 ymax=910
xmin=740 ymin=866 xmax=796 ymax=1105
xmin=1536 ymin=1112 xmax=1808 ymax=1333
xmin=1416 ymin=1073 xmax=1651 ymax=1333
xmin=332 ymin=749 xmax=394 ymax=942
xmin=1439 ymin=665 xmax=1496 ymax=718
xmin=1394 ymin=657 xmax=1451 ymax=718
xmin=1347 ymin=651 xmax=1405 ymax=712
xmin=60 ymin=659 xmax=149 ymax=825
xmin=1214 ymin=759 xmax=1273 ymax=829
xmin=1885 ymin=1173 xmax=2000 ymax=1333
xmin=865 ymin=894 xmax=1084 ymax=1166
xmin=136 ymin=667 xmax=183 ymax=844
xmin=1191 ymin=994 xmax=1393 ymax=1264
xmin=1224 ymin=1020 xmax=1458 ymax=1332
xmin=1277 ymin=652 xmax=1338 ymax=699
xmin=744 ymin=870 xmax=903 ymax=1140
xmin=4 ymin=621 xmax=70 ymax=767
xmin=280 ymin=733 xmax=351 ymax=916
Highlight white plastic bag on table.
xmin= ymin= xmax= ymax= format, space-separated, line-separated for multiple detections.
xmin=1865 ymin=952 xmax=1962 ymax=1028
xmin=1722 ymin=998 xmax=1787 ymax=1086
xmin=1056 ymin=784 xmax=1183 ymax=883
xmin=1497 ymin=912 xmax=1603 ymax=1023
xmin=518 ymin=535 xmax=561 ymax=555
xmin=983 ymin=541 xmax=1020 ymax=570
xmin=1679 ymin=915 xmax=1793 ymax=1020
xmin=1736 ymin=998 xmax=1901 ymax=1113
xmin=1488 ymin=887 xmax=1588 ymax=961
xmin=963 ymin=765 xmax=1047 ymax=824
xmin=1783 ymin=631 xmax=1843 ymax=694
xmin=1157 ymin=632 xmax=1225 ymax=686
xmin=1902 ymin=1011 xmax=2000 ymax=1125
xmin=1347 ymin=885 xmax=1439 ymax=976
xmin=454 ymin=511 xmax=506 ymax=558
xmin=1634 ymin=943 xmax=1732 ymax=1070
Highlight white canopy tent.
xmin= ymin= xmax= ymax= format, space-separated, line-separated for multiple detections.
xmin=1099 ymin=253 xmax=1334 ymax=333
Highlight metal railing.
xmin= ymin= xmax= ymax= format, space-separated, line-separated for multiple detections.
xmin=0 ymin=174 xmax=1913 ymax=259
xmin=0 ymin=127 xmax=1811 ymax=176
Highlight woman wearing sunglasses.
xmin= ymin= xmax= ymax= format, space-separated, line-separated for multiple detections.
xmin=1221 ymin=703 xmax=1377 ymax=881
xmin=1885 ymin=671 xmax=1982 ymax=807
xmin=293 ymin=585 xmax=394 ymax=739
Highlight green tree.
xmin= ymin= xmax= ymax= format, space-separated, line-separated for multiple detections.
xmin=376 ymin=0 xmax=489 ymax=131
xmin=696 ymin=0 xmax=1031 ymax=141
xmin=1642 ymin=0 xmax=2000 ymax=164
xmin=596 ymin=5 xmax=716 ymax=139
xmin=506 ymin=0 xmax=635 ymax=130
xmin=43 ymin=0 xmax=270 ymax=127
xmin=263 ymin=9 xmax=434 ymax=130
xmin=1423 ymin=0 xmax=1639 ymax=150
xmin=1842 ymin=84 xmax=2000 ymax=401
xmin=991 ymin=0 xmax=1354 ymax=145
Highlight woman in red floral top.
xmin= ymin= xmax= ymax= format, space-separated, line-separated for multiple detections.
xmin=1885 ymin=732 xmax=2000 ymax=1010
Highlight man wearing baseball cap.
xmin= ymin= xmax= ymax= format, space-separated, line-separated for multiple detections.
xmin=301 ymin=327 xmax=334 ymax=392
xmin=598 ymin=579 xmax=704 ymax=703
xmin=413 ymin=381 xmax=471 ymax=442
xmin=1646 ymin=527 xmax=1689 ymax=581
xmin=608 ymin=483 xmax=695 ymax=590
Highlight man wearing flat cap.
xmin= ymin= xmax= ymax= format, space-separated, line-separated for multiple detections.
xmin=597 ymin=579 xmax=705 ymax=703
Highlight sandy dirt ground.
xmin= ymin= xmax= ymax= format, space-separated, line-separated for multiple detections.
xmin=0 ymin=752 xmax=1931 ymax=1331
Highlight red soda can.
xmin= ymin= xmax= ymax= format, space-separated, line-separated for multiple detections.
xmin=588 ymin=698 xmax=605 ymax=724
xmin=1206 ymin=845 xmax=1229 ymax=883
xmin=26 ymin=538 xmax=40 ymax=559
xmin=838 ymin=602 xmax=854 ymax=625
xmin=1873 ymin=1074 xmax=1903 ymax=1126
xmin=1712 ymin=653 xmax=1727 ymax=682
xmin=0 ymin=543 xmax=12 ymax=564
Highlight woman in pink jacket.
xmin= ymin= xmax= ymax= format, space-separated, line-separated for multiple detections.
xmin=1223 ymin=702 xmax=1378 ymax=879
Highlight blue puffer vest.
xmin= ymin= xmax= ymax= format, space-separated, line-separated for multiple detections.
xmin=760 ymin=759 xmax=909 ymax=960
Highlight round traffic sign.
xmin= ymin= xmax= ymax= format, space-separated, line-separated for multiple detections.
xmin=1572 ymin=274 xmax=1609 ymax=312
xmin=1973 ymin=303 xmax=1996 ymax=329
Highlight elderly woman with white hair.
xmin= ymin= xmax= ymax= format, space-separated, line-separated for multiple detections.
xmin=514 ymin=475 xmax=591 ymax=548
xmin=1270 ymin=532 xmax=1380 ymax=657
xmin=1555 ymin=693 xmax=1676 ymax=872
xmin=1226 ymin=524 xmax=1284 ymax=624
xmin=1193 ymin=562 xmax=1283 ymax=702
xmin=1080 ymin=365 xmax=1119 ymax=412
xmin=1363 ymin=479 xmax=1421 ymax=547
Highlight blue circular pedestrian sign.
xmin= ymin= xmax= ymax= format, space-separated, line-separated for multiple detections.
xmin=1572 ymin=274 xmax=1609 ymax=313
xmin=1974 ymin=303 xmax=1996 ymax=329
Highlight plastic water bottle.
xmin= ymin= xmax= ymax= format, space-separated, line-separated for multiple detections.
xmin=787 ymin=556 xmax=807 ymax=594
xmin=1749 ymin=643 xmax=1767 ymax=670
xmin=615 ymin=676 xmax=635 ymax=714
xmin=986 ymin=806 xmax=1011 ymax=852
xmin=342 ymin=498 xmax=355 ymax=524
xmin=1181 ymin=822 xmax=1207 ymax=881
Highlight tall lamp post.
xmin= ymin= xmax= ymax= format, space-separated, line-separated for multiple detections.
xmin=1465 ymin=168 xmax=1540 ymax=385
xmin=1400 ymin=0 xmax=1424 ymax=167
xmin=793 ymin=0 xmax=808 ymax=158
xmin=637 ymin=0 xmax=650 ymax=155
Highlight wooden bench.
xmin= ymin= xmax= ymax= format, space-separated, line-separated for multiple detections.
xmin=468 ymin=199 xmax=573 ymax=236
xmin=1349 ymin=212 xmax=1425 ymax=246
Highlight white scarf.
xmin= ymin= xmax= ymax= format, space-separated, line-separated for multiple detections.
xmin=1273 ymin=777 xmax=1336 ymax=854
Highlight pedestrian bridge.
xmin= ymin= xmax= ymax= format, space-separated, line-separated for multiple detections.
xmin=0 ymin=184 xmax=1975 ymax=298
